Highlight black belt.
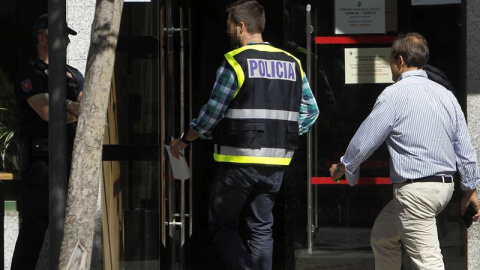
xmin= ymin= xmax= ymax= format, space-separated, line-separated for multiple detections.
xmin=404 ymin=175 xmax=453 ymax=183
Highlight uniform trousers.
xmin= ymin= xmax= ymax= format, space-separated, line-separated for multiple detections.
xmin=371 ymin=181 xmax=454 ymax=270
xmin=208 ymin=163 xmax=284 ymax=270
xmin=11 ymin=157 xmax=49 ymax=270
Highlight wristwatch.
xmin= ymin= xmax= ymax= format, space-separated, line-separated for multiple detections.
xmin=180 ymin=133 xmax=192 ymax=145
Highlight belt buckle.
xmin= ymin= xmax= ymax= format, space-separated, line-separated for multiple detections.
xmin=440 ymin=175 xmax=453 ymax=183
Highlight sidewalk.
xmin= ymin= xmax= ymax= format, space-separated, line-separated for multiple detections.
xmin=294 ymin=223 xmax=465 ymax=270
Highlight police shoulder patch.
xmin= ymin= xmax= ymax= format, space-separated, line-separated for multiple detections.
xmin=20 ymin=78 xmax=33 ymax=92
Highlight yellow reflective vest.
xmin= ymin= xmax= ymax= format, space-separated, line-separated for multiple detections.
xmin=213 ymin=44 xmax=304 ymax=166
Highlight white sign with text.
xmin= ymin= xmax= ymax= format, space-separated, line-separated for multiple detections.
xmin=344 ymin=48 xmax=394 ymax=84
xmin=335 ymin=0 xmax=385 ymax=34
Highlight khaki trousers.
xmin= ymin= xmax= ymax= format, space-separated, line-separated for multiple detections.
xmin=371 ymin=181 xmax=454 ymax=270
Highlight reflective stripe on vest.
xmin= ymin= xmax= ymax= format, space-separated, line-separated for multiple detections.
xmin=225 ymin=108 xmax=299 ymax=121
xmin=224 ymin=44 xmax=304 ymax=98
xmin=213 ymin=145 xmax=294 ymax=166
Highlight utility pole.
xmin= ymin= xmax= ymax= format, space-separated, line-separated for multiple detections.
xmin=48 ymin=2 xmax=68 ymax=269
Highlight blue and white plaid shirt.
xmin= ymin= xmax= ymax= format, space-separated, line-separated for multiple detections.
xmin=341 ymin=70 xmax=480 ymax=191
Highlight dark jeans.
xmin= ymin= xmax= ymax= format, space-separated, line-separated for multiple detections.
xmin=11 ymin=157 xmax=49 ymax=270
xmin=208 ymin=163 xmax=284 ymax=270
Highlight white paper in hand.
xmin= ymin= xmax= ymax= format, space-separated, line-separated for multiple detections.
xmin=165 ymin=143 xmax=191 ymax=180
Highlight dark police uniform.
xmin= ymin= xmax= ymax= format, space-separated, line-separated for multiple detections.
xmin=11 ymin=57 xmax=83 ymax=270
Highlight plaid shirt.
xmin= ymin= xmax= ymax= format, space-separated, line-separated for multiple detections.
xmin=191 ymin=50 xmax=319 ymax=140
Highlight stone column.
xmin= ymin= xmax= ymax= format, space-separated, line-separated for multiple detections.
xmin=467 ymin=1 xmax=480 ymax=270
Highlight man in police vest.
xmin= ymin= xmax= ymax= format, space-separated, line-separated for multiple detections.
xmin=170 ymin=1 xmax=319 ymax=269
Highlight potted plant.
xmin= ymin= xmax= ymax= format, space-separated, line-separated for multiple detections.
xmin=0 ymin=68 xmax=21 ymax=172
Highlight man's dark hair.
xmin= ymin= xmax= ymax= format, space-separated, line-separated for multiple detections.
xmin=226 ymin=0 xmax=265 ymax=34
xmin=391 ymin=33 xmax=429 ymax=68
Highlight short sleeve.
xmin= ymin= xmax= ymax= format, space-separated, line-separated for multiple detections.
xmin=16 ymin=60 xmax=49 ymax=101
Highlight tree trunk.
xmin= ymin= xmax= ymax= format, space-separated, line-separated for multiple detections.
xmin=58 ymin=0 xmax=124 ymax=269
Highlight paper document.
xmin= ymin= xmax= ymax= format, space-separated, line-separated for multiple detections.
xmin=165 ymin=144 xmax=191 ymax=180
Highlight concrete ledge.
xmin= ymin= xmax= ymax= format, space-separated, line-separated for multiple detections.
xmin=0 ymin=173 xmax=20 ymax=181
xmin=4 ymin=210 xmax=19 ymax=270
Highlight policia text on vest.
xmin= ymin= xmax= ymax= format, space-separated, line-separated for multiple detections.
xmin=248 ymin=58 xmax=296 ymax=81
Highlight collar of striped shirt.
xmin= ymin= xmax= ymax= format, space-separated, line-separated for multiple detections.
xmin=398 ymin=69 xmax=427 ymax=82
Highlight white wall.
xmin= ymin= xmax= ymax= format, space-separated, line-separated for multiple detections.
xmin=467 ymin=1 xmax=480 ymax=269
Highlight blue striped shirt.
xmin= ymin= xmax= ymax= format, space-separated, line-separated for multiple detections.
xmin=341 ymin=70 xmax=480 ymax=191
xmin=191 ymin=44 xmax=319 ymax=139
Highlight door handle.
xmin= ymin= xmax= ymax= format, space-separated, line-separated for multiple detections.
xmin=305 ymin=4 xmax=315 ymax=255
xmin=161 ymin=3 xmax=192 ymax=250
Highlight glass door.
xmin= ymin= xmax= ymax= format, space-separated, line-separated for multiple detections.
xmin=102 ymin=0 xmax=162 ymax=268
xmin=102 ymin=0 xmax=197 ymax=269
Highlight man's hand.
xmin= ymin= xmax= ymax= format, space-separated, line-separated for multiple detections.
xmin=329 ymin=163 xmax=345 ymax=182
xmin=461 ymin=189 xmax=480 ymax=223
xmin=77 ymin=91 xmax=83 ymax=101
xmin=169 ymin=129 xmax=199 ymax=159
xmin=169 ymin=138 xmax=188 ymax=159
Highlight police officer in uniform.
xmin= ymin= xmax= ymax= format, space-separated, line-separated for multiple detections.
xmin=11 ymin=14 xmax=82 ymax=270
xmin=170 ymin=1 xmax=319 ymax=269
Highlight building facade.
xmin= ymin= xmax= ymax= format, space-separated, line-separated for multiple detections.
xmin=1 ymin=0 xmax=480 ymax=269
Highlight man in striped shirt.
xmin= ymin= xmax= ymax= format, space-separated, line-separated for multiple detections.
xmin=330 ymin=33 xmax=480 ymax=269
